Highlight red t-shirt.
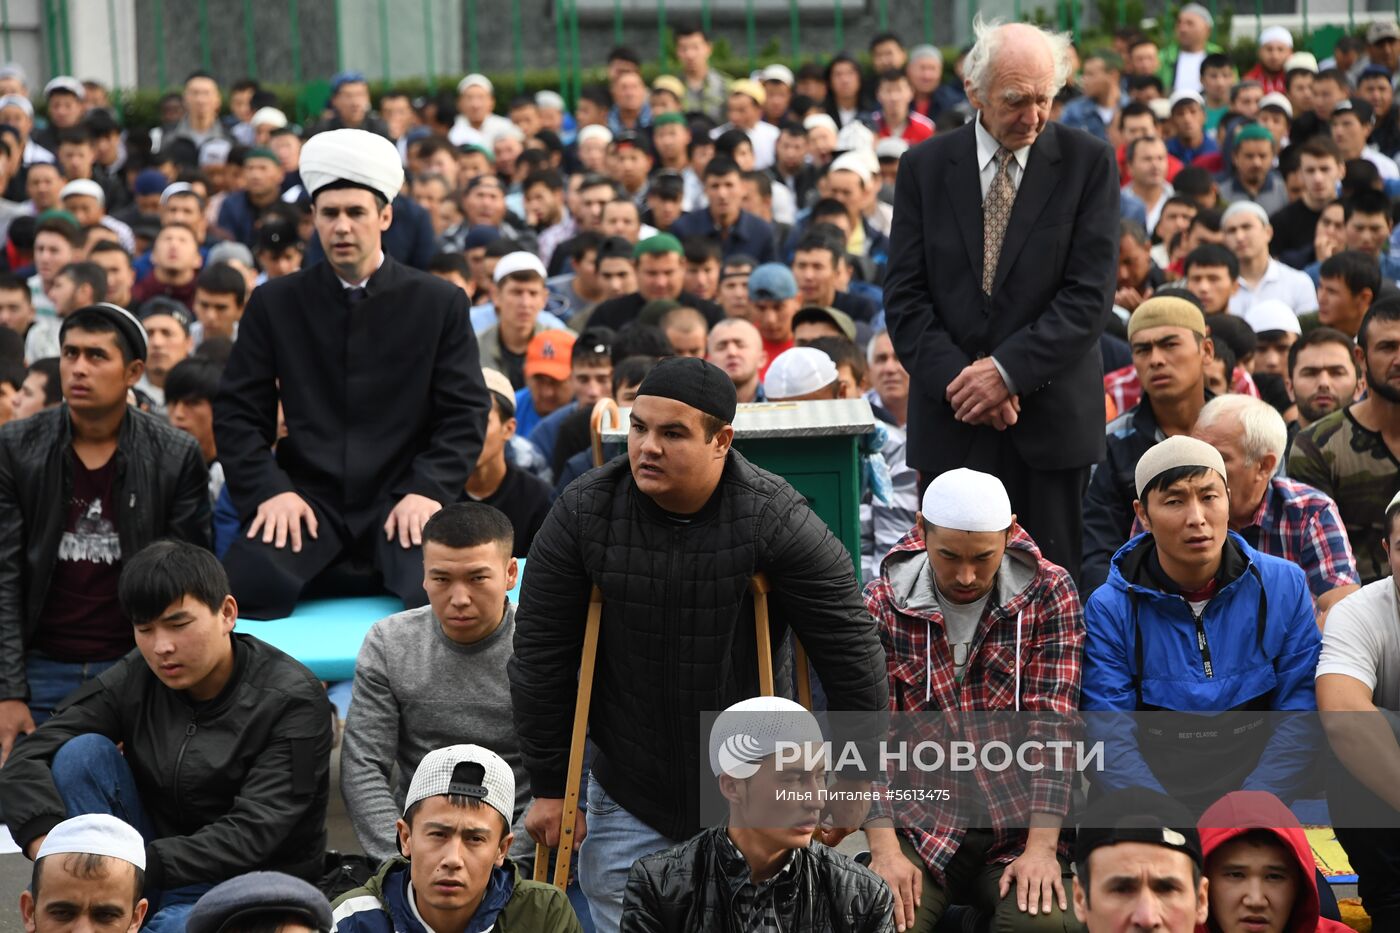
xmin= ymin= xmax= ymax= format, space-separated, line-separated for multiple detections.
xmin=31 ymin=452 xmax=130 ymax=662
xmin=760 ymin=337 xmax=793 ymax=380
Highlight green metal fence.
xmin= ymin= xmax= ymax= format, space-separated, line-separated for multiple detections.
xmin=2 ymin=0 xmax=1396 ymax=107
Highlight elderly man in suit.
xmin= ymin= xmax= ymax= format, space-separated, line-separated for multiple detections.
xmin=884 ymin=18 xmax=1119 ymax=581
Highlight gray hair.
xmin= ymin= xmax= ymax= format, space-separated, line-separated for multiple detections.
xmin=964 ymin=15 xmax=1074 ymax=103
xmin=866 ymin=327 xmax=890 ymax=365
xmin=1195 ymin=395 xmax=1288 ymax=465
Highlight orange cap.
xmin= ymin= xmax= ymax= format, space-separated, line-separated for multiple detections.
xmin=524 ymin=329 xmax=576 ymax=381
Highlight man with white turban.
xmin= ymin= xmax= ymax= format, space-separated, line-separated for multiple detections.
xmin=215 ymin=128 xmax=492 ymax=619
xmin=861 ymin=468 xmax=1086 ymax=933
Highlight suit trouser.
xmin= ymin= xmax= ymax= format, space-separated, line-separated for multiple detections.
xmin=222 ymin=497 xmax=428 ymax=619
xmin=918 ymin=432 xmax=1090 ymax=585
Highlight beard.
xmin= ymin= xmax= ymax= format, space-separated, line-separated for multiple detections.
xmin=1296 ymin=392 xmax=1340 ymax=424
xmin=1368 ymin=355 xmax=1400 ymax=404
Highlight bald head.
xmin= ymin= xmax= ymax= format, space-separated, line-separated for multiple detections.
xmin=707 ymin=317 xmax=766 ymax=395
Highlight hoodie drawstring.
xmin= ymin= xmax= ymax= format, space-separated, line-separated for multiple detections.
xmin=925 ymin=619 xmax=932 ymax=705
xmin=1014 ymin=610 xmax=1022 ymax=713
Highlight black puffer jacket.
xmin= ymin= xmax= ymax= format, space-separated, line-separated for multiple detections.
xmin=509 ymin=451 xmax=888 ymax=841
xmin=0 ymin=405 xmax=210 ymax=700
xmin=0 ymin=634 xmax=332 ymax=891
xmin=621 ymin=826 xmax=895 ymax=933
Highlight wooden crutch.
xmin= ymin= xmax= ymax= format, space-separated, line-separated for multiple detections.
xmin=533 ymin=584 xmax=604 ymax=887
xmin=752 ymin=573 xmax=812 ymax=710
xmin=590 ymin=398 xmax=621 ymax=468
xmin=532 ymin=573 xmax=805 ymax=889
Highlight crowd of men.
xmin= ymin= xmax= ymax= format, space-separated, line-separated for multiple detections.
xmin=4 ymin=6 xmax=1400 ymax=933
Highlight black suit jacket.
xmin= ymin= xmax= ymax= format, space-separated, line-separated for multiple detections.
xmin=214 ymin=256 xmax=491 ymax=531
xmin=884 ymin=121 xmax=1119 ymax=473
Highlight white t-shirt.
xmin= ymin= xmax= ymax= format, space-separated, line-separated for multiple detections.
xmin=1174 ymin=50 xmax=1206 ymax=93
xmin=1317 ymin=578 xmax=1400 ymax=710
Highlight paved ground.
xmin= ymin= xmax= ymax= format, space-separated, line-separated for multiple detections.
xmin=0 ymin=748 xmax=1358 ymax=930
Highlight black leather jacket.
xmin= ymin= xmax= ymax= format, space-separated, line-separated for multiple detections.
xmin=621 ymin=826 xmax=895 ymax=933
xmin=0 ymin=405 xmax=210 ymax=700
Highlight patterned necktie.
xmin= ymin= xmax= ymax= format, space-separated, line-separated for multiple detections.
xmin=982 ymin=146 xmax=1017 ymax=295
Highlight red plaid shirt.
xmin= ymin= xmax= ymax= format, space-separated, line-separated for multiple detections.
xmin=862 ymin=525 xmax=1084 ymax=883
xmin=1104 ymin=363 xmax=1258 ymax=414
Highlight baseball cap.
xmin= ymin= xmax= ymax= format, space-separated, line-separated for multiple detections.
xmin=43 ymin=75 xmax=83 ymax=99
xmin=138 ymin=297 xmax=195 ymax=334
xmin=730 ymin=78 xmax=767 ymax=107
xmin=1169 ymin=89 xmax=1204 ymax=110
xmin=748 ymin=262 xmax=798 ymax=301
xmin=186 ymin=873 xmax=331 ymax=933
xmin=329 ymin=70 xmax=367 ymax=95
xmin=492 ymin=250 xmax=547 ymax=284
xmin=1259 ymin=92 xmax=1293 ymax=118
xmin=761 ymin=64 xmax=795 ymax=87
xmin=1333 ymin=96 xmax=1375 ymax=124
xmin=457 ymin=73 xmax=493 ymax=95
xmin=404 ymin=744 xmax=516 ymax=830
xmin=525 ymin=329 xmax=577 ymax=382
xmin=764 ymin=346 xmax=839 ymax=399
xmin=792 ymin=305 xmax=857 ymax=342
xmin=256 ymin=222 xmax=300 ymax=254
xmin=134 ymin=168 xmax=169 ymax=196
xmin=1074 ymin=787 xmax=1204 ymax=869
xmin=1368 ymin=21 xmax=1400 ymax=43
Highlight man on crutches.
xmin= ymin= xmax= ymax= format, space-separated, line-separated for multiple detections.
xmin=509 ymin=356 xmax=889 ymax=933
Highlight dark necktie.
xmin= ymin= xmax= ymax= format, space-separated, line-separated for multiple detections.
xmin=346 ymin=286 xmax=368 ymax=305
xmin=982 ymin=147 xmax=1017 ymax=295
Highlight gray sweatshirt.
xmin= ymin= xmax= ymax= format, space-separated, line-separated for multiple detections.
xmin=340 ymin=602 xmax=532 ymax=863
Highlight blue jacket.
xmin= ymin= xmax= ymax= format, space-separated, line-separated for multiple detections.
xmin=1083 ymin=532 xmax=1320 ymax=801
xmin=1060 ymin=96 xmax=1113 ymax=142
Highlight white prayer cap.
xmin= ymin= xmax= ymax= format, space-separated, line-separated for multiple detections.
xmin=535 ymin=90 xmax=565 ymax=111
xmin=1284 ymin=51 xmax=1318 ymax=74
xmin=1244 ymin=299 xmax=1302 ymax=336
xmin=829 ymin=151 xmax=872 ymax=184
xmin=43 ymin=76 xmax=83 ymax=99
xmin=876 ymin=137 xmax=910 ymax=161
xmin=491 ymin=123 xmax=526 ymax=145
xmin=709 ymin=696 xmax=824 ymax=777
xmin=1259 ymin=25 xmax=1294 ymax=48
xmin=763 ymin=347 xmax=838 ymax=400
xmin=457 ymin=73 xmax=493 ymax=95
xmin=37 ymin=814 xmax=146 ymax=870
xmin=300 ymin=128 xmax=404 ymax=204
xmin=1260 ymin=92 xmax=1293 ymax=117
xmin=577 ymin=124 xmax=613 ymax=146
xmin=492 ymin=250 xmax=547 ymax=284
xmin=760 ymin=64 xmax=795 ymax=87
xmin=1147 ymin=98 xmax=1173 ymax=121
xmin=249 ymin=106 xmax=287 ymax=129
xmin=920 ymin=468 xmax=1013 ymax=532
xmin=803 ymin=113 xmax=838 ymax=135
xmin=1221 ymin=200 xmax=1270 ymax=227
xmin=60 ymin=179 xmax=104 ymax=205
xmin=0 ymin=94 xmax=33 ymax=117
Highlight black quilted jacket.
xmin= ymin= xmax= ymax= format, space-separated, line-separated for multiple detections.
xmin=0 ymin=405 xmax=210 ymax=701
xmin=620 ymin=826 xmax=895 ymax=933
xmin=509 ymin=451 xmax=889 ymax=840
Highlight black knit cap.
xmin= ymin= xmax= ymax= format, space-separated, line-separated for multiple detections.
xmin=1074 ymin=787 xmax=1203 ymax=868
xmin=634 ymin=356 xmax=737 ymax=424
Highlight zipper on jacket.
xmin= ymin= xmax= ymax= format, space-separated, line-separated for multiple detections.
xmin=174 ymin=719 xmax=197 ymax=826
xmin=1182 ymin=597 xmax=1214 ymax=679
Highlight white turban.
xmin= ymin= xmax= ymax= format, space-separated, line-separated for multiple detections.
xmin=921 ymin=468 xmax=1013 ymax=532
xmin=299 ymin=128 xmax=404 ymax=204
xmin=1259 ymin=26 xmax=1293 ymax=48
